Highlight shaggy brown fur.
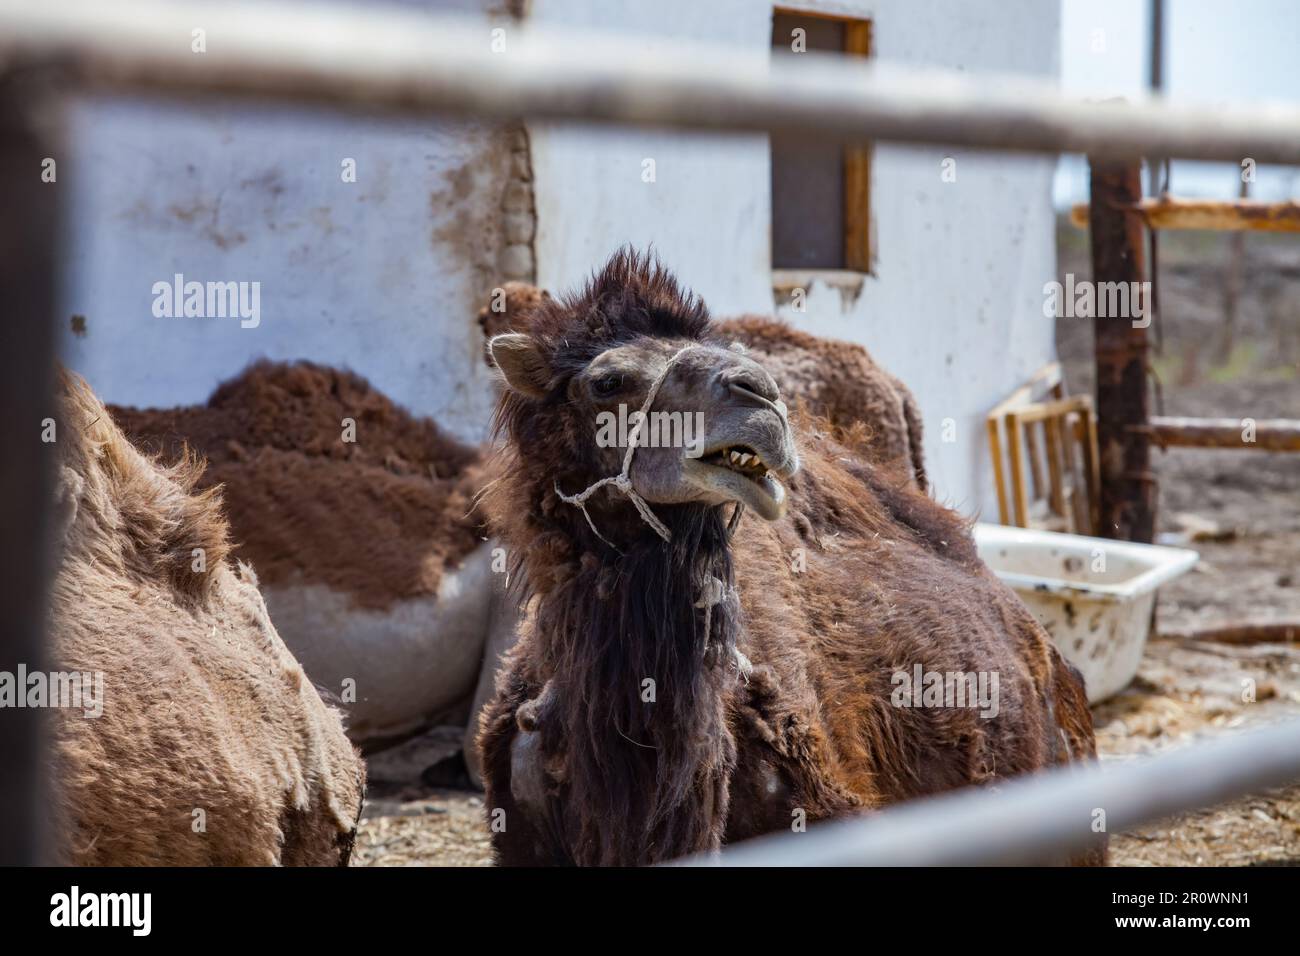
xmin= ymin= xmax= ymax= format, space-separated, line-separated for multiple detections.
xmin=49 ymin=370 xmax=365 ymax=865
xmin=478 ymin=251 xmax=1104 ymax=866
xmin=112 ymin=361 xmax=485 ymax=610
xmin=476 ymin=284 xmax=926 ymax=489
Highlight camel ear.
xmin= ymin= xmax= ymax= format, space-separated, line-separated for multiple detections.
xmin=489 ymin=333 xmax=550 ymax=399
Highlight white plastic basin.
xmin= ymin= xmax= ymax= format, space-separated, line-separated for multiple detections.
xmin=972 ymin=523 xmax=1199 ymax=702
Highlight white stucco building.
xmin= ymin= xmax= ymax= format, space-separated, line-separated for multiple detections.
xmin=61 ymin=0 xmax=1060 ymax=517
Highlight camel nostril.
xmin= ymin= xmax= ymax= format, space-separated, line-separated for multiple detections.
xmin=727 ymin=382 xmax=792 ymax=438
xmin=730 ymin=382 xmax=773 ymax=407
xmin=724 ymin=368 xmax=781 ymax=406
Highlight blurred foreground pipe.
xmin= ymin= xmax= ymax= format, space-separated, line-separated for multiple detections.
xmin=0 ymin=67 xmax=59 ymax=865
xmin=680 ymin=719 xmax=1300 ymax=866
xmin=4 ymin=1 xmax=1300 ymax=162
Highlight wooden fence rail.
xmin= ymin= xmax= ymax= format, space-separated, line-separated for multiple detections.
xmin=1071 ymin=198 xmax=1300 ymax=232
xmin=1147 ymin=416 xmax=1300 ymax=452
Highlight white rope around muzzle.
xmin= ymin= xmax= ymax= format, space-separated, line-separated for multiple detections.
xmin=554 ymin=345 xmax=695 ymax=550
xmin=555 ymin=343 xmax=755 ymax=677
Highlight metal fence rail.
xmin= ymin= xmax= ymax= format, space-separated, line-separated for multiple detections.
xmin=0 ymin=71 xmax=59 ymax=867
xmin=5 ymin=0 xmax=1300 ymax=163
xmin=679 ymin=719 xmax=1300 ymax=866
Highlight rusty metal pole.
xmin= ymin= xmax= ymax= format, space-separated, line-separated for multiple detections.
xmin=1090 ymin=158 xmax=1156 ymax=543
xmin=0 ymin=69 xmax=59 ymax=865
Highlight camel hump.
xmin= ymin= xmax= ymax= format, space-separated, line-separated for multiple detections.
xmin=51 ymin=367 xmax=366 ymax=865
xmin=893 ymin=375 xmax=928 ymax=493
xmin=714 ymin=316 xmax=928 ymax=490
xmin=54 ymin=366 xmax=231 ymax=602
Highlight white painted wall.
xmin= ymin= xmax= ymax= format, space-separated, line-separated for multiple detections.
xmin=59 ymin=0 xmax=511 ymax=443
xmin=527 ymin=0 xmax=776 ymax=316
xmin=60 ymin=0 xmax=1060 ymax=512
xmin=528 ymin=0 xmax=1061 ymax=517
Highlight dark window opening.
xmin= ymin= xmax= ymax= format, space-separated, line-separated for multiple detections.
xmin=770 ymin=11 xmax=872 ymax=272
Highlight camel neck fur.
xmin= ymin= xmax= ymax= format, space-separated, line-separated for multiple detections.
xmin=524 ymin=500 xmax=743 ymax=865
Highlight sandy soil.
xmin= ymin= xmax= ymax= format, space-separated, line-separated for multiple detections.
xmin=355 ymin=224 xmax=1299 ymax=867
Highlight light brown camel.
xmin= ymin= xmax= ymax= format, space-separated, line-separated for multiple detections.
xmin=112 ymin=361 xmax=500 ymax=750
xmin=478 ymin=251 xmax=1104 ymax=866
xmin=478 ymin=281 xmax=926 ymax=490
xmin=49 ymin=370 xmax=364 ymax=865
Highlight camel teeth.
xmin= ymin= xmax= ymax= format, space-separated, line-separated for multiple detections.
xmin=738 ymin=453 xmax=753 ymax=466
xmin=729 ymin=450 xmax=741 ymax=463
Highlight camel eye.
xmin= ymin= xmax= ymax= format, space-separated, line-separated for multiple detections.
xmin=592 ymin=373 xmax=624 ymax=397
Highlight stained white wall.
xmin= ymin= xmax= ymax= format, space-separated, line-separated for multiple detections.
xmin=528 ymin=0 xmax=1061 ymax=517
xmin=59 ymin=0 xmax=510 ymax=443
xmin=526 ymin=0 xmax=775 ymax=316
xmin=60 ymin=0 xmax=1060 ymax=508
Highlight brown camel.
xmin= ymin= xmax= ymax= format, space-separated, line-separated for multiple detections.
xmin=716 ymin=316 xmax=926 ymax=491
xmin=113 ymin=361 xmax=497 ymax=748
xmin=477 ymin=251 xmax=1103 ymax=866
xmin=477 ymin=280 xmax=553 ymax=352
xmin=48 ymin=370 xmax=364 ymax=865
xmin=478 ymin=282 xmax=926 ymax=490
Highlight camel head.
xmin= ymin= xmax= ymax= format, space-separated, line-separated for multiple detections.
xmin=488 ymin=251 xmax=799 ymax=538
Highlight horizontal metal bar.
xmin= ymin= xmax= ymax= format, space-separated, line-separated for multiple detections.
xmin=4 ymin=1 xmax=1300 ymax=163
xmin=677 ymin=718 xmax=1300 ymax=866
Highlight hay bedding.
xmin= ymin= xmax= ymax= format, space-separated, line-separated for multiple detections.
xmin=351 ymin=726 xmax=492 ymax=867
xmin=1098 ymin=631 xmax=1300 ymax=866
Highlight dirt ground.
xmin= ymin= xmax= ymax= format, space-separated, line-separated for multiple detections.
xmin=1060 ymin=223 xmax=1300 ymax=866
xmin=355 ymin=223 xmax=1299 ymax=867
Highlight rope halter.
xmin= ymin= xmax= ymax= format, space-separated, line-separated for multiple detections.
xmin=554 ymin=345 xmax=695 ymax=550
xmin=553 ymin=342 xmax=752 ymax=676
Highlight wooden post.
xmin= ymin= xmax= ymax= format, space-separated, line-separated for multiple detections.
xmin=1090 ymin=158 xmax=1156 ymax=543
xmin=0 ymin=68 xmax=58 ymax=865
xmin=1218 ymin=177 xmax=1250 ymax=360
